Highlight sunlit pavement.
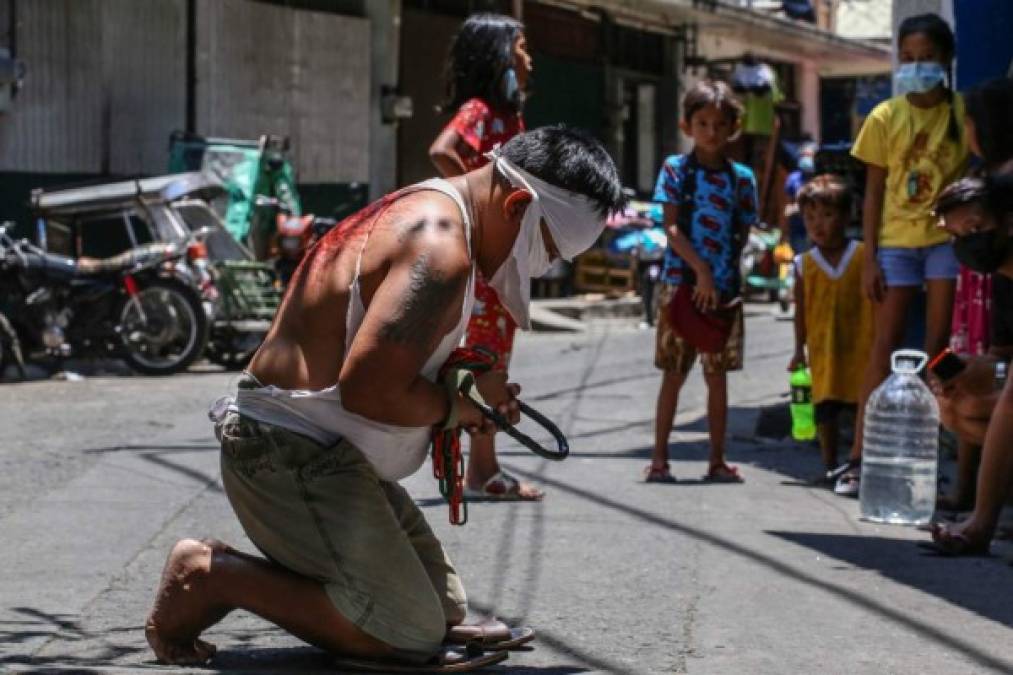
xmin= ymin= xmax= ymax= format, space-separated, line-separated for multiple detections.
xmin=2 ymin=307 xmax=1011 ymax=674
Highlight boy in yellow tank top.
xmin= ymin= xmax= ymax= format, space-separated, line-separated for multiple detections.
xmin=788 ymin=175 xmax=874 ymax=484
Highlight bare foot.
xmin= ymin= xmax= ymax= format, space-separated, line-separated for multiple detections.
xmin=467 ymin=471 xmax=545 ymax=501
xmin=145 ymin=538 xmax=230 ymax=665
xmin=929 ymin=518 xmax=992 ymax=556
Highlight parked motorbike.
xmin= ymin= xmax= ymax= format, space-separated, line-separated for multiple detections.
xmin=608 ymin=197 xmax=666 ymax=326
xmin=0 ymin=222 xmax=209 ymax=376
xmin=258 ymin=196 xmax=337 ymax=285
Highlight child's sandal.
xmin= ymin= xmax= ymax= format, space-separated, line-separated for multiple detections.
xmin=704 ymin=462 xmax=744 ymax=483
xmin=643 ymin=462 xmax=677 ymax=484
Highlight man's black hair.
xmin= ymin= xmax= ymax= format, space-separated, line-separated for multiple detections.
xmin=498 ymin=126 xmax=626 ymax=217
xmin=443 ymin=13 xmax=524 ymax=114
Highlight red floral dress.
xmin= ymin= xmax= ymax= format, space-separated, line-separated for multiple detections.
xmin=446 ymin=98 xmax=525 ymax=371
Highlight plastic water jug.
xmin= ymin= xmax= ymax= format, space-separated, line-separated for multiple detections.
xmin=789 ymin=366 xmax=816 ymax=441
xmin=860 ymin=350 xmax=939 ymax=525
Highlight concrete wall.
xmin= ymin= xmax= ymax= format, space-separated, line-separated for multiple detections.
xmin=196 ymin=0 xmax=370 ymax=184
xmin=0 ymin=0 xmax=187 ymax=175
xmin=367 ymin=0 xmax=400 ymax=198
xmin=0 ymin=0 xmax=372 ymax=184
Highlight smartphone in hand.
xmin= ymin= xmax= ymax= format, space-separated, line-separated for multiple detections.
xmin=928 ymin=348 xmax=966 ymax=382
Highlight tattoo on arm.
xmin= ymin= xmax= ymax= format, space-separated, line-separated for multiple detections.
xmin=397 ymin=216 xmax=456 ymax=243
xmin=379 ymin=254 xmax=464 ymax=347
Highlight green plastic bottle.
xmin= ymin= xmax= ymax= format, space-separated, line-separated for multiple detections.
xmin=790 ymin=366 xmax=816 ymax=441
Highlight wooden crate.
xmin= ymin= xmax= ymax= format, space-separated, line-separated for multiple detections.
xmin=573 ymin=249 xmax=636 ymax=296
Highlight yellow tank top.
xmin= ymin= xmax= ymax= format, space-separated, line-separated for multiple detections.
xmin=799 ymin=240 xmax=874 ymax=404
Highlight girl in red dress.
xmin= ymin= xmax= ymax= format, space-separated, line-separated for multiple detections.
xmin=429 ymin=13 xmax=543 ymax=500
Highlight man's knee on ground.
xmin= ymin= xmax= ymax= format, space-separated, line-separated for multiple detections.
xmin=369 ymin=592 xmax=448 ymax=662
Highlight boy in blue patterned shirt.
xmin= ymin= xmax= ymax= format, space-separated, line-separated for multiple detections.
xmin=645 ymin=80 xmax=759 ymax=484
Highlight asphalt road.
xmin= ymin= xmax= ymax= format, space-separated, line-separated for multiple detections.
xmin=2 ymin=309 xmax=1012 ymax=674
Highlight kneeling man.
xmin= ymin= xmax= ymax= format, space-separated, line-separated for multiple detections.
xmin=145 ymin=127 xmax=623 ymax=666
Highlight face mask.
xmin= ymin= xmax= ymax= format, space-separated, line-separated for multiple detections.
xmin=486 ymin=152 xmax=607 ymax=329
xmin=798 ymin=155 xmax=815 ymax=174
xmin=952 ymin=228 xmax=1010 ymax=273
xmin=895 ymin=61 xmax=947 ymax=95
xmin=502 ymin=68 xmax=519 ymax=103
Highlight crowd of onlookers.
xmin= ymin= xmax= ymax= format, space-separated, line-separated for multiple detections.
xmin=640 ymin=12 xmax=1013 ymax=556
xmin=424 ymin=11 xmax=1013 ymax=553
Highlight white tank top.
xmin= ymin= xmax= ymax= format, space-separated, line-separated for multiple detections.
xmin=235 ymin=179 xmax=476 ymax=481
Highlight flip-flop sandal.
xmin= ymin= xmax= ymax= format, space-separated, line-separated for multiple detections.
xmin=826 ymin=459 xmax=860 ymax=483
xmin=833 ymin=468 xmax=860 ymax=497
xmin=463 ymin=471 xmax=544 ymax=502
xmin=446 ymin=622 xmax=535 ymax=650
xmin=333 ymin=645 xmax=507 ymax=672
xmin=643 ymin=463 xmax=677 ymax=484
xmin=916 ymin=525 xmax=991 ymax=557
xmin=704 ymin=463 xmax=744 ymax=483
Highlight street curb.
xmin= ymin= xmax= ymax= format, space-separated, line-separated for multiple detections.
xmin=530 ymin=295 xmax=643 ymax=332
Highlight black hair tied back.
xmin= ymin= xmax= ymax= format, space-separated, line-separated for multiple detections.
xmin=898 ymin=13 xmax=959 ymax=142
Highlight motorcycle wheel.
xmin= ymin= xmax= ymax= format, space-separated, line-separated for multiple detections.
xmin=0 ymin=312 xmax=26 ymax=380
xmin=118 ymin=279 xmax=209 ymax=376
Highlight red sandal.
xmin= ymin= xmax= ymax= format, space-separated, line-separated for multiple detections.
xmin=643 ymin=462 xmax=677 ymax=484
xmin=704 ymin=462 xmax=744 ymax=483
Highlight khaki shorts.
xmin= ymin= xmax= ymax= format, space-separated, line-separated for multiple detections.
xmin=654 ymin=283 xmax=745 ymax=375
xmin=217 ymin=409 xmax=465 ymax=662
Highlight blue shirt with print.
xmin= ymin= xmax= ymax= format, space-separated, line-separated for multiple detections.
xmin=652 ymin=154 xmax=759 ymax=293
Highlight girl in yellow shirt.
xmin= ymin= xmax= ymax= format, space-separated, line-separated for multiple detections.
xmin=844 ymin=13 xmax=969 ymax=496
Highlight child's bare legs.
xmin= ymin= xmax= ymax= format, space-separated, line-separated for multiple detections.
xmin=652 ymin=369 xmax=688 ymax=468
xmin=703 ymin=370 xmax=728 ymax=468
xmin=818 ymin=416 xmax=839 ymax=471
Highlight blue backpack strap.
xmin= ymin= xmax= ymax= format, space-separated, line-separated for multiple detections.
xmin=676 ymin=154 xmax=698 ymax=285
xmin=676 ymin=155 xmax=749 ymax=297
xmin=678 ymin=153 xmax=744 ymax=292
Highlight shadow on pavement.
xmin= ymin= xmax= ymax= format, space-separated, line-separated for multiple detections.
xmin=1 ymin=357 xmax=229 ymax=384
xmin=768 ymin=531 xmax=1013 ymax=627
xmin=500 ymin=462 xmax=1013 ymax=674
xmin=83 ymin=443 xmax=218 ymax=455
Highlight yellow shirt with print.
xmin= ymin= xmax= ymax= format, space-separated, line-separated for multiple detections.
xmin=851 ymin=94 xmax=968 ymax=249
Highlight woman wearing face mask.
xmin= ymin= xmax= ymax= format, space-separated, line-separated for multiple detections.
xmin=841 ymin=13 xmax=969 ymax=498
xmin=936 ymin=77 xmax=1013 ymax=512
xmin=929 ymin=163 xmax=1013 ymax=555
xmin=429 ymin=14 xmax=544 ymax=501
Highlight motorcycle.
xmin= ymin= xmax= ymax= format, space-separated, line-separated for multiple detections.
xmin=258 ymin=196 xmax=337 ymax=286
xmin=607 ymin=198 xmax=667 ymax=325
xmin=0 ymin=222 xmax=209 ymax=377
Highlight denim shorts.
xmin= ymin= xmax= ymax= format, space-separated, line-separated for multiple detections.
xmin=877 ymin=242 xmax=959 ymax=287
